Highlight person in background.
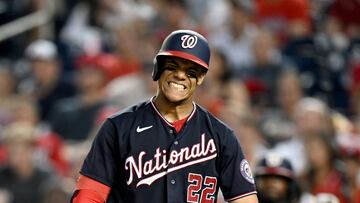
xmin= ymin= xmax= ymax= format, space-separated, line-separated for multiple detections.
xmin=0 ymin=122 xmax=55 ymax=203
xmin=209 ymin=0 xmax=258 ymax=73
xmin=255 ymin=0 xmax=311 ymax=42
xmin=48 ymin=54 xmax=109 ymax=141
xmin=302 ymin=133 xmax=348 ymax=203
xmin=0 ymin=59 xmax=17 ymax=127
xmin=336 ymin=134 xmax=360 ymax=202
xmin=254 ymin=152 xmax=301 ymax=203
xmin=23 ymin=39 xmax=75 ymax=121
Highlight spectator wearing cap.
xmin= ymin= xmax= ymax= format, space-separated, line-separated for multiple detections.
xmin=48 ymin=53 xmax=110 ymax=141
xmin=24 ymin=39 xmax=75 ymax=121
xmin=0 ymin=122 xmax=54 ymax=203
xmin=254 ymin=152 xmax=301 ymax=203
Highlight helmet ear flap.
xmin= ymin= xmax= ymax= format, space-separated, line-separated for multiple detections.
xmin=152 ymin=56 xmax=165 ymax=81
xmin=152 ymin=57 xmax=159 ymax=81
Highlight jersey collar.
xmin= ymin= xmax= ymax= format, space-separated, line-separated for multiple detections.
xmin=150 ymin=96 xmax=197 ymax=128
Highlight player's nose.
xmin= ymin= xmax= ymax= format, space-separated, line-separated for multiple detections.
xmin=173 ymin=69 xmax=187 ymax=80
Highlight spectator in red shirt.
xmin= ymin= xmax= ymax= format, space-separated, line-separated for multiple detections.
xmin=255 ymin=0 xmax=311 ymax=42
xmin=328 ymin=0 xmax=360 ymax=38
xmin=337 ymin=134 xmax=360 ymax=203
xmin=303 ymin=133 xmax=348 ymax=203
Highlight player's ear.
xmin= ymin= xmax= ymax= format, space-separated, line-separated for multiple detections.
xmin=196 ymin=73 xmax=206 ymax=85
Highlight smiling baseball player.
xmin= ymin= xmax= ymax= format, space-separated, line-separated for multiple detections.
xmin=71 ymin=30 xmax=258 ymax=203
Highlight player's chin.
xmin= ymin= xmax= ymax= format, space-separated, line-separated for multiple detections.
xmin=165 ymin=94 xmax=188 ymax=103
xmin=163 ymin=91 xmax=191 ymax=103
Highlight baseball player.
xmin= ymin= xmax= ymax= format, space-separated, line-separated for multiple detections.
xmin=71 ymin=30 xmax=258 ymax=203
xmin=254 ymin=152 xmax=301 ymax=203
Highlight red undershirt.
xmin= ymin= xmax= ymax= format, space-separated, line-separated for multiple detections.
xmin=171 ymin=116 xmax=189 ymax=133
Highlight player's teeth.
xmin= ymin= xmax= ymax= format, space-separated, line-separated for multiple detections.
xmin=170 ymin=82 xmax=185 ymax=90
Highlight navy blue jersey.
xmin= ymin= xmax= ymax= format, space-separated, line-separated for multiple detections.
xmin=80 ymin=98 xmax=257 ymax=203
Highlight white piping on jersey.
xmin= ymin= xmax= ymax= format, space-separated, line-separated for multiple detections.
xmin=150 ymin=96 xmax=197 ymax=127
xmin=124 ymin=133 xmax=217 ymax=187
xmin=225 ymin=191 xmax=258 ymax=202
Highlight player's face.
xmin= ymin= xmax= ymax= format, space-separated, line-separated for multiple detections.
xmin=158 ymin=57 xmax=206 ymax=104
xmin=256 ymin=175 xmax=289 ymax=202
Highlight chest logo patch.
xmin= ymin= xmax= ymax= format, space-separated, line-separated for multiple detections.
xmin=136 ymin=125 xmax=153 ymax=133
xmin=240 ymin=159 xmax=254 ymax=184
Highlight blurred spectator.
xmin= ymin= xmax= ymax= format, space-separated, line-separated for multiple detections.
xmin=283 ymin=17 xmax=350 ymax=114
xmin=270 ymin=69 xmax=303 ymax=121
xmin=259 ymin=70 xmax=306 ymax=170
xmin=255 ymin=0 xmax=311 ymax=42
xmin=0 ymin=60 xmax=17 ymax=127
xmin=4 ymin=98 xmax=69 ymax=176
xmin=0 ymin=60 xmax=16 ymax=100
xmin=195 ymin=48 xmax=229 ymax=116
xmin=240 ymin=28 xmax=282 ymax=109
xmin=21 ymin=39 xmax=75 ymax=121
xmin=254 ymin=152 xmax=301 ymax=203
xmin=336 ymin=134 xmax=360 ymax=202
xmin=40 ymin=177 xmax=70 ymax=203
xmin=105 ymin=66 xmax=155 ymax=110
xmin=300 ymin=193 xmax=341 ymax=203
xmin=112 ymin=25 xmax=143 ymax=75
xmin=302 ymin=133 xmax=348 ymax=203
xmin=0 ymin=122 xmax=55 ymax=203
xmin=218 ymin=78 xmax=267 ymax=167
xmin=294 ymin=97 xmax=334 ymax=138
xmin=350 ymin=63 xmax=360 ymax=117
xmin=48 ymin=54 xmax=108 ymax=141
xmin=209 ymin=0 xmax=258 ymax=72
xmin=327 ymin=0 xmax=360 ymax=39
xmin=96 ymin=0 xmax=155 ymax=33
xmin=220 ymin=78 xmax=252 ymax=123
xmin=155 ymin=0 xmax=198 ymax=38
xmin=202 ymin=0 xmax=229 ymax=33
xmin=0 ymin=189 xmax=11 ymax=203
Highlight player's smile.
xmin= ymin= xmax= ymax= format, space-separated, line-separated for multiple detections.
xmin=159 ymin=57 xmax=205 ymax=103
xmin=168 ymin=81 xmax=186 ymax=90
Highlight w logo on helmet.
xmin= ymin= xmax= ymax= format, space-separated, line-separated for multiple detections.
xmin=181 ymin=35 xmax=198 ymax=49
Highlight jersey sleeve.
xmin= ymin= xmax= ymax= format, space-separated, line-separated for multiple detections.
xmin=80 ymin=119 xmax=119 ymax=187
xmin=218 ymin=130 xmax=257 ymax=201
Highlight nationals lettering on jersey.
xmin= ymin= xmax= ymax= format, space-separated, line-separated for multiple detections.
xmin=80 ymin=99 xmax=257 ymax=203
xmin=126 ymin=133 xmax=217 ymax=187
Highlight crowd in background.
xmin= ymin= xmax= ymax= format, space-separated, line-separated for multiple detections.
xmin=0 ymin=0 xmax=360 ymax=202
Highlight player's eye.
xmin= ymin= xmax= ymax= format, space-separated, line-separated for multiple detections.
xmin=187 ymin=71 xmax=197 ymax=78
xmin=164 ymin=64 xmax=177 ymax=71
xmin=187 ymin=69 xmax=200 ymax=78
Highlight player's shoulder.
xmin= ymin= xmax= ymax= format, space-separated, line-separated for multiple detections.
xmin=107 ymin=100 xmax=151 ymax=122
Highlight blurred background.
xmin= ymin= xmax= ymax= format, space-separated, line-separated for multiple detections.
xmin=0 ymin=0 xmax=359 ymax=202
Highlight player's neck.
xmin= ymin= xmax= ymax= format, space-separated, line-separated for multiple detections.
xmin=153 ymin=95 xmax=194 ymax=122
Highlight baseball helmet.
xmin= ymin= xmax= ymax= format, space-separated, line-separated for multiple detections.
xmin=255 ymin=152 xmax=295 ymax=179
xmin=152 ymin=29 xmax=210 ymax=81
xmin=255 ymin=152 xmax=301 ymax=201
